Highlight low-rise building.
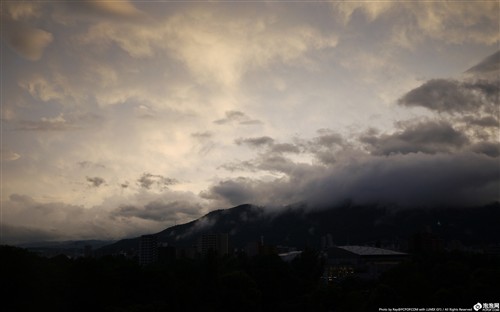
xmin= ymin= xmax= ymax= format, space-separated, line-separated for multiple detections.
xmin=323 ymin=245 xmax=408 ymax=282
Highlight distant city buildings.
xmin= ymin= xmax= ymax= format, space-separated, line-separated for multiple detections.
xmin=244 ymin=242 xmax=276 ymax=257
xmin=137 ymin=233 xmax=230 ymax=263
xmin=83 ymin=245 xmax=93 ymax=258
xmin=320 ymin=234 xmax=334 ymax=250
xmin=139 ymin=234 xmax=158 ymax=266
xmin=409 ymin=231 xmax=444 ymax=253
xmin=196 ymin=233 xmax=229 ymax=257
xmin=323 ymin=245 xmax=408 ymax=282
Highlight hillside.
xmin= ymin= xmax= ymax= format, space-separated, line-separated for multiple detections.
xmin=99 ymin=202 xmax=500 ymax=254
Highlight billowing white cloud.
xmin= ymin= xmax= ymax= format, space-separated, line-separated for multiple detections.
xmin=78 ymin=7 xmax=338 ymax=87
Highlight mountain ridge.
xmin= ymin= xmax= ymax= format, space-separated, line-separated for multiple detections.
xmin=98 ymin=202 xmax=500 ymax=254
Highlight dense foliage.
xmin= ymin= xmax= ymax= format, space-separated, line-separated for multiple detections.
xmin=1 ymin=245 xmax=499 ymax=311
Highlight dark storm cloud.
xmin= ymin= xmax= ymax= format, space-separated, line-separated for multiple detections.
xmin=214 ymin=50 xmax=500 ymax=207
xmin=235 ymin=136 xmax=274 ymax=148
xmin=231 ymin=132 xmax=344 ymax=170
xmin=397 ymin=79 xmax=498 ymax=114
xmin=222 ymin=135 xmax=306 ymax=174
xmin=301 ymin=130 xmax=346 ymax=165
xmin=1 ymin=224 xmax=60 ymax=245
xmin=360 ymin=120 xmax=469 ymax=155
xmin=467 ymin=80 xmax=499 ymax=98
xmin=313 ymin=130 xmax=344 ymax=148
xmin=86 ymin=176 xmax=105 ymax=188
xmin=461 ymin=115 xmax=499 ymax=128
xmin=270 ymin=143 xmax=301 ymax=154
xmin=214 ymin=110 xmax=262 ymax=125
xmin=137 ymin=173 xmax=178 ymax=190
xmin=112 ymin=201 xmax=202 ymax=222
xmin=398 ymin=51 xmax=499 ymax=117
xmin=234 ymin=136 xmax=301 ymax=154
xmin=256 ymin=154 xmax=302 ymax=175
xmin=215 ymin=51 xmax=500 ymax=207
xmin=223 ymin=133 xmax=346 ymax=173
xmin=218 ymin=160 xmax=257 ymax=173
xmin=312 ymin=151 xmax=337 ymax=165
xmin=200 ymin=177 xmax=259 ymax=206
xmin=465 ymin=50 xmax=500 ymax=75
xmin=205 ymin=151 xmax=499 ymax=209
xmin=310 ymin=152 xmax=499 ymax=208
xmin=469 ymin=142 xmax=500 ymax=158
xmin=214 ymin=110 xmax=246 ymax=124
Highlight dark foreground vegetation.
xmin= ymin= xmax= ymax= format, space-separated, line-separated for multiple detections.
xmin=2 ymin=245 xmax=499 ymax=312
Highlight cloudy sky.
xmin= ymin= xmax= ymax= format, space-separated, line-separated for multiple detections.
xmin=1 ymin=0 xmax=499 ymax=244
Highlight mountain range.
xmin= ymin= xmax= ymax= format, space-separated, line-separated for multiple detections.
xmin=99 ymin=202 xmax=500 ymax=254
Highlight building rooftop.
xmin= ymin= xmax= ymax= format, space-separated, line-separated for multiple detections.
xmin=279 ymin=250 xmax=302 ymax=262
xmin=337 ymin=245 xmax=407 ymax=256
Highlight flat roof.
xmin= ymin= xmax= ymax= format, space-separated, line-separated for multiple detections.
xmin=279 ymin=250 xmax=302 ymax=262
xmin=337 ymin=245 xmax=407 ymax=256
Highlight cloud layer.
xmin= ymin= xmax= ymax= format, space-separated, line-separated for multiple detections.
xmin=1 ymin=2 xmax=498 ymax=244
xmin=206 ymin=51 xmax=499 ymax=209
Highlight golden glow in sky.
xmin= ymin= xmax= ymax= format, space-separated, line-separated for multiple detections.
xmin=1 ymin=1 xmax=499 ymax=243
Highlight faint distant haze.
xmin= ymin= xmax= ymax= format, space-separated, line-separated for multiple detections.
xmin=1 ymin=1 xmax=498 ymax=244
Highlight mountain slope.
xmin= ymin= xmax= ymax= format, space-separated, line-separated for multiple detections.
xmin=99 ymin=202 xmax=500 ymax=254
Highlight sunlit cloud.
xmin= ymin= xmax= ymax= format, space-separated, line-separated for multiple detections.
xmin=4 ymin=24 xmax=53 ymax=61
xmin=1 ymin=1 xmax=498 ymax=244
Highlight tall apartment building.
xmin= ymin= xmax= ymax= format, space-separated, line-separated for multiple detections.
xmin=139 ymin=234 xmax=158 ymax=266
xmin=197 ymin=233 xmax=229 ymax=256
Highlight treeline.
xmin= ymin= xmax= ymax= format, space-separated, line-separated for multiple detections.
xmin=1 ymin=245 xmax=499 ymax=311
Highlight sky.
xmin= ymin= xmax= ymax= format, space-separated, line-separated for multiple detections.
xmin=1 ymin=0 xmax=499 ymax=244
